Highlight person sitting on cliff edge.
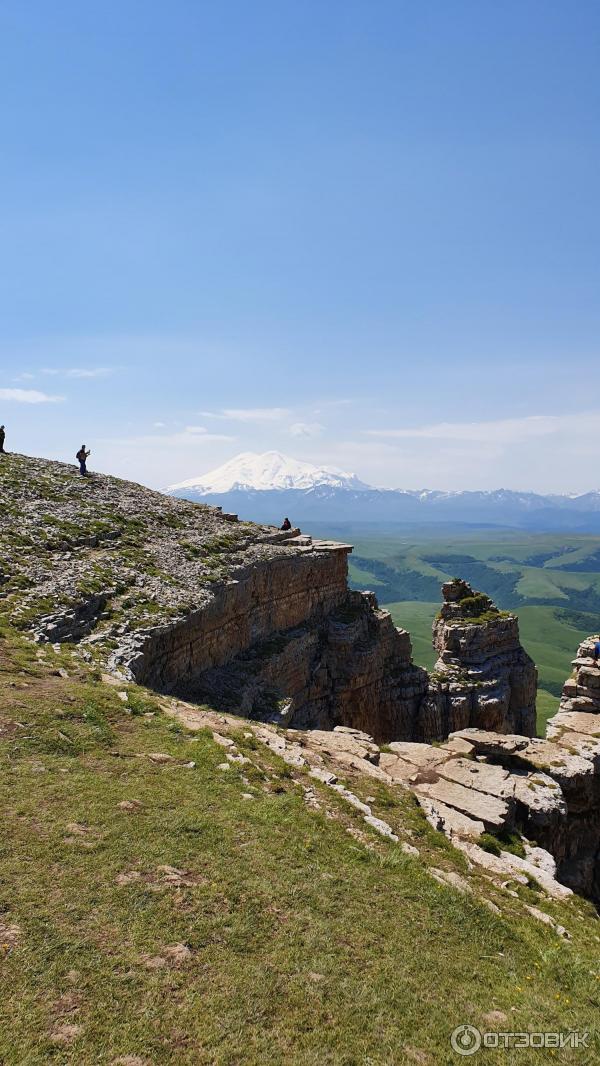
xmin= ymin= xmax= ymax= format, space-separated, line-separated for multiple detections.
xmin=593 ymin=639 xmax=600 ymax=667
xmin=280 ymin=517 xmax=292 ymax=531
xmin=76 ymin=444 xmax=91 ymax=477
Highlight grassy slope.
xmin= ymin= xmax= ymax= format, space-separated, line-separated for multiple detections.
xmin=2 ymin=626 xmax=600 ymax=1064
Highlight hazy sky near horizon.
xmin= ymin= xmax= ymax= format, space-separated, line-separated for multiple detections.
xmin=1 ymin=1 xmax=599 ymax=492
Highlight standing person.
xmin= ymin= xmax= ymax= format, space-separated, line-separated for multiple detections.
xmin=76 ymin=444 xmax=91 ymax=476
xmin=0 ymin=425 xmax=5 ymax=453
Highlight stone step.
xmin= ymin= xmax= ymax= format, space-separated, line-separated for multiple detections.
xmin=545 ymin=728 xmax=600 ymax=760
xmin=550 ymin=710 xmax=600 ymax=737
xmin=387 ymin=741 xmax=455 ymax=769
xmin=417 ymin=796 xmax=485 ymax=840
xmin=413 ymin=777 xmax=512 ymax=832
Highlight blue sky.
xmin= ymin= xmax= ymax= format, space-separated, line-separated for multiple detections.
xmin=1 ymin=1 xmax=599 ymax=491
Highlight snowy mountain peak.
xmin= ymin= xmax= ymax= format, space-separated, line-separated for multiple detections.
xmin=167 ymin=451 xmax=371 ymax=495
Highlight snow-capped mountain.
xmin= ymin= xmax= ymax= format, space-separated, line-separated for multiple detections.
xmin=168 ymin=451 xmax=370 ymax=495
xmin=166 ymin=452 xmax=600 ymax=531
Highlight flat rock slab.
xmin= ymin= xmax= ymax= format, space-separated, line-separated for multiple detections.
xmin=513 ymin=773 xmax=567 ymax=824
xmin=252 ymin=727 xmax=308 ymax=768
xmin=364 ymin=814 xmax=398 ymax=841
xmin=388 ymin=742 xmax=454 ymax=769
xmin=519 ymin=738 xmax=595 ymax=782
xmin=379 ymin=752 xmax=419 ymax=786
xmin=440 ymin=736 xmax=475 ymax=756
xmin=450 ymin=729 xmax=529 ymax=759
xmin=413 ymin=777 xmax=511 ymax=831
xmin=302 ymin=729 xmax=380 ymax=763
xmin=418 ymin=796 xmax=485 ymax=840
xmin=501 ymin=852 xmax=573 ymax=900
xmin=545 ymin=728 xmax=600 ymax=759
xmin=330 ymin=784 xmax=371 ymax=815
xmin=332 ymin=725 xmax=377 ymax=743
xmin=327 ymin=749 xmax=392 ymax=781
xmin=309 ymin=766 xmax=338 ymax=785
xmin=436 ymin=757 xmax=515 ymax=800
xmin=429 ymin=868 xmax=472 ymax=895
xmin=451 ymin=729 xmax=595 ymax=785
xmin=548 ymin=711 xmax=600 ymax=738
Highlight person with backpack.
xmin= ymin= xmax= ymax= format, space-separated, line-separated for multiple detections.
xmin=76 ymin=444 xmax=91 ymax=476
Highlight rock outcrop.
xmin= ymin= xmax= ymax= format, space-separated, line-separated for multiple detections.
xmin=248 ymin=699 xmax=599 ymax=903
xmin=418 ymin=580 xmax=537 ymax=740
xmin=543 ymin=637 xmax=600 ymax=898
xmin=369 ymin=633 xmax=600 ymax=902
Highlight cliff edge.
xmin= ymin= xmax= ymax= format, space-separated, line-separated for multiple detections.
xmin=0 ymin=453 xmax=429 ymax=741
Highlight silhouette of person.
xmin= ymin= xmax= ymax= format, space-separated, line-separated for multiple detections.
xmin=76 ymin=444 xmax=91 ymax=476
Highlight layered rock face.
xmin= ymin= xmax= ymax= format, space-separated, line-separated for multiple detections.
xmin=440 ymin=721 xmax=600 ymax=902
xmin=542 ymin=637 xmax=600 ymax=898
xmin=177 ymin=587 xmax=428 ymax=741
xmin=419 ymin=580 xmax=537 ymax=740
xmin=115 ymin=542 xmax=351 ymax=689
xmin=130 ymin=573 xmax=535 ymax=745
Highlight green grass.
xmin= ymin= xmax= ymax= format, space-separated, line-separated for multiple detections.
xmin=386 ymin=601 xmax=439 ymax=671
xmin=2 ymin=626 xmax=600 ymax=1063
xmin=517 ymin=606 xmax=591 ymax=697
xmin=537 ymin=688 xmax=561 ymax=734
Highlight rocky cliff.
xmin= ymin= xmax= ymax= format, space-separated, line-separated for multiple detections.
xmin=0 ymin=455 xmax=540 ymax=745
xmin=419 ymin=579 xmax=537 ymax=740
xmin=0 ymin=453 xmax=428 ymax=742
xmin=4 ymin=453 xmax=600 ymax=903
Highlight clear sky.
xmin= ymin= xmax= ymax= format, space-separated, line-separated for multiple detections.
xmin=1 ymin=1 xmax=599 ymax=492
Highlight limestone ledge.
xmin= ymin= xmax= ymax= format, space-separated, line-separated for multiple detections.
xmin=111 ymin=544 xmax=351 ymax=689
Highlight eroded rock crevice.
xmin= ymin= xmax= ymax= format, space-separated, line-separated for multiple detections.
xmin=110 ymin=542 xmax=429 ymax=743
xmin=108 ymin=568 xmax=537 ymax=748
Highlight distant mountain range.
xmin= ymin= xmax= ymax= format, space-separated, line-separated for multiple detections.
xmin=167 ymin=451 xmax=600 ymax=531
